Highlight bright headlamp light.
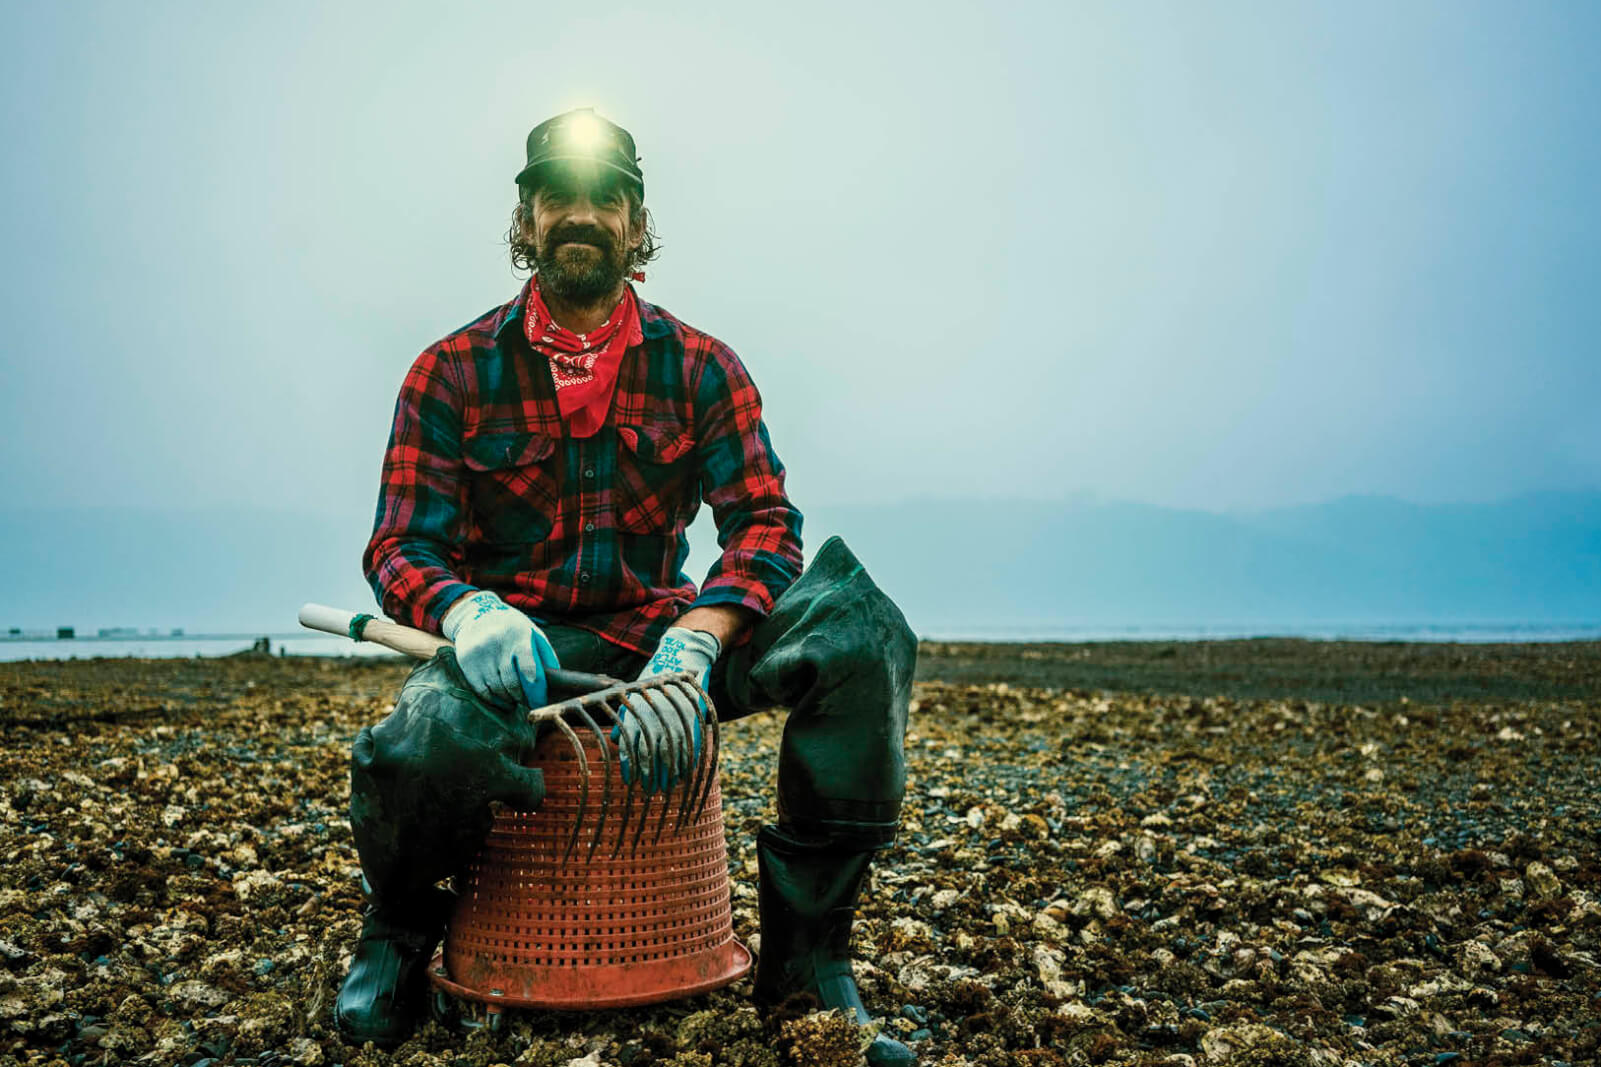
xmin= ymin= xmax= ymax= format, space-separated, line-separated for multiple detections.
xmin=560 ymin=112 xmax=611 ymax=156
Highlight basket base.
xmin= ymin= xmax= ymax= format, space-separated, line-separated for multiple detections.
xmin=428 ymin=938 xmax=752 ymax=1012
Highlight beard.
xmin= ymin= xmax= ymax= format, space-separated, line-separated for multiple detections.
xmin=533 ymin=225 xmax=630 ymax=304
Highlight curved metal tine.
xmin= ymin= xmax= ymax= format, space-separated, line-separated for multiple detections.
xmin=685 ymin=672 xmax=718 ymax=722
xmin=704 ymin=692 xmax=723 ymax=822
xmin=619 ymin=691 xmax=661 ymax=859
xmin=565 ymin=701 xmax=613 ymax=864
xmin=656 ymin=676 xmax=694 ymax=833
xmin=656 ymin=682 xmax=702 ymax=836
xmin=637 ymin=676 xmax=688 ymax=785
xmin=586 ymin=696 xmax=636 ymax=861
xmin=681 ymin=675 xmax=720 ymax=824
xmin=683 ymin=678 xmax=719 ymax=832
xmin=645 ymin=686 xmax=694 ymax=844
xmin=629 ymin=686 xmax=679 ymax=857
xmin=548 ymin=713 xmax=591 ymax=863
xmin=673 ymin=678 xmax=715 ymax=832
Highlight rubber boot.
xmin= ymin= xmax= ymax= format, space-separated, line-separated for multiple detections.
xmin=334 ymin=885 xmax=453 ymax=1048
xmin=754 ymin=827 xmax=917 ymax=1066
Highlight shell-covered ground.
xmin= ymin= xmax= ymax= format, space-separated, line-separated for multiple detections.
xmin=2 ymin=641 xmax=1598 ymax=1067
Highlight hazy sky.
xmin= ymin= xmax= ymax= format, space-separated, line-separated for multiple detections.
xmin=4 ymin=0 xmax=1598 ymax=529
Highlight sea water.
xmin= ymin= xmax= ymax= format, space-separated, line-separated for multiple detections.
xmin=916 ymin=622 xmax=1601 ymax=644
xmin=0 ymin=634 xmax=402 ymax=662
xmin=3 ymin=622 xmax=1598 ymax=661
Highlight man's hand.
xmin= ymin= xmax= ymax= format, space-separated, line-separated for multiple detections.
xmin=616 ymin=627 xmax=720 ymax=792
xmin=442 ymin=591 xmax=561 ymax=708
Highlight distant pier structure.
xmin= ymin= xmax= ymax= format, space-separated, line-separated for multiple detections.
xmin=1 ymin=625 xmax=193 ymax=642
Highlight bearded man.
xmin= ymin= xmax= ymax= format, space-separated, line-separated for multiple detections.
xmin=338 ymin=108 xmax=917 ymax=1065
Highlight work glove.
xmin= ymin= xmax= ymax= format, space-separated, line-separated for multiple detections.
xmin=441 ymin=590 xmax=561 ymax=709
xmin=615 ymin=627 xmax=719 ymax=793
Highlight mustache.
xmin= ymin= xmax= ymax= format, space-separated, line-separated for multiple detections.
xmin=546 ymin=226 xmax=613 ymax=251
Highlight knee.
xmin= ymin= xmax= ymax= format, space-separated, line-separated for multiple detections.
xmin=351 ymin=654 xmax=482 ymax=780
xmin=351 ymin=713 xmax=416 ymax=781
xmin=353 ymin=677 xmax=428 ymax=779
xmin=822 ymin=588 xmax=917 ymax=696
xmin=750 ymin=539 xmax=919 ymax=709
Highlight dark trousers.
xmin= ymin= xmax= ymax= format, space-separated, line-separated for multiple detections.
xmin=349 ymin=536 xmax=916 ymax=906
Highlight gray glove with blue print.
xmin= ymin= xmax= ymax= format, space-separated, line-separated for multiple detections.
xmin=613 ymin=627 xmax=718 ymax=793
xmin=441 ymin=590 xmax=561 ymax=709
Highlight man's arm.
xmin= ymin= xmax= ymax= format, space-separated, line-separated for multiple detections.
xmin=675 ymin=604 xmax=759 ymax=649
xmin=685 ymin=340 xmax=805 ymax=640
xmin=361 ymin=348 xmax=478 ymax=632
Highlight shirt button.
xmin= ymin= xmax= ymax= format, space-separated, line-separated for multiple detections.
xmin=584 ymin=468 xmax=596 ymax=479
xmin=579 ymin=571 xmax=592 ymax=584
xmin=584 ymin=522 xmax=596 ymax=532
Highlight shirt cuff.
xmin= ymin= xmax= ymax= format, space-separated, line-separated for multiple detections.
xmin=690 ymin=577 xmax=775 ymax=618
xmin=422 ymin=581 xmax=480 ymax=634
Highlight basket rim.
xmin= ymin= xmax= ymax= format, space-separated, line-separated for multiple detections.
xmin=427 ymin=939 xmax=752 ymax=1010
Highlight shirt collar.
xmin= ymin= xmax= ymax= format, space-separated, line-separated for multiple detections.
xmin=491 ymin=280 xmax=534 ymax=340
xmin=493 ymin=280 xmax=670 ymax=342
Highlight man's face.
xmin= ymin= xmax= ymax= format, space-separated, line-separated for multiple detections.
xmin=524 ymin=167 xmax=642 ymax=304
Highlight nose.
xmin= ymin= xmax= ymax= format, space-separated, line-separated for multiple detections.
xmin=564 ymin=192 xmax=601 ymax=223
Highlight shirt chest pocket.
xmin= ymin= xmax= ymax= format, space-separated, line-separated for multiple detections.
xmin=615 ymin=422 xmax=697 ymax=534
xmin=461 ymin=430 xmax=560 ymax=545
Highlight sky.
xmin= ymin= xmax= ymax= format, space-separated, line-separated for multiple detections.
xmin=2 ymin=1 xmax=1598 ymax=536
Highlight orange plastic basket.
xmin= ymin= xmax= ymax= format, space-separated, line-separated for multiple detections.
xmin=429 ymin=725 xmax=751 ymax=1012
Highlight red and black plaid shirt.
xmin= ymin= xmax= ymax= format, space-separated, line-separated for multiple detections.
xmin=363 ymin=284 xmax=805 ymax=654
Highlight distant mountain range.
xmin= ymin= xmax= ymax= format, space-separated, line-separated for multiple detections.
xmin=799 ymin=491 xmax=1601 ymax=633
xmin=3 ymin=492 xmax=1598 ymax=635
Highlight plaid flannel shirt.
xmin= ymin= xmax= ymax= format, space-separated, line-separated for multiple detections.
xmin=363 ymin=285 xmax=804 ymax=655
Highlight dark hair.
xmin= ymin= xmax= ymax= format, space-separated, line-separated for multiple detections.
xmin=506 ymin=181 xmax=661 ymax=275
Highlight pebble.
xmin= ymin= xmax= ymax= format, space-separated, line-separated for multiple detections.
xmin=1525 ymin=860 xmax=1562 ymax=899
xmin=1074 ymin=886 xmax=1119 ymax=922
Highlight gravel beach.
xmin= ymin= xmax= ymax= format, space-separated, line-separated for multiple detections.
xmin=2 ymin=641 xmax=1597 ymax=1067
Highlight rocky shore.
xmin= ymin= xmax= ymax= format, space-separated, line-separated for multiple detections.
xmin=2 ymin=641 xmax=1597 ymax=1066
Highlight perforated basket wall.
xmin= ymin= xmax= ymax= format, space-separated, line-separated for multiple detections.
xmin=430 ymin=726 xmax=750 ymax=1011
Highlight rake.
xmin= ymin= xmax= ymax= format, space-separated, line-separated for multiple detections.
xmin=298 ymin=603 xmax=720 ymax=863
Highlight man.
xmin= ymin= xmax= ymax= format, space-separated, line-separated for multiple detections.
xmin=340 ymin=108 xmax=917 ymax=1065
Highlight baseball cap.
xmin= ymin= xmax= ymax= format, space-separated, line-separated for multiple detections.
xmin=515 ymin=107 xmax=644 ymax=198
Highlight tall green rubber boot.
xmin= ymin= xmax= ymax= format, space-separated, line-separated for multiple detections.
xmin=334 ymin=884 xmax=452 ymax=1048
xmin=754 ymin=826 xmax=917 ymax=1066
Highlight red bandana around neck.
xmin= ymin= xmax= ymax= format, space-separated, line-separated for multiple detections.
xmin=522 ymin=274 xmax=643 ymax=438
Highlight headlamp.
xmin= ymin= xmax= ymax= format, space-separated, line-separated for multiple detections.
xmin=559 ymin=112 xmax=610 ymax=156
xmin=516 ymin=107 xmax=644 ymax=198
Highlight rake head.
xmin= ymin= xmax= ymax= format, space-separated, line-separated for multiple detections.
xmin=527 ymin=668 xmax=720 ymax=863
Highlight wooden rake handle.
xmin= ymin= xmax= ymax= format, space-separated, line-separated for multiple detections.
xmin=296 ymin=602 xmax=623 ymax=692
